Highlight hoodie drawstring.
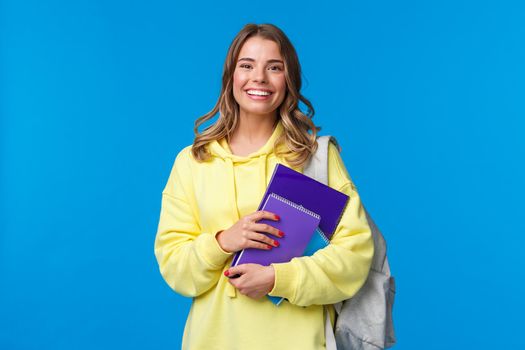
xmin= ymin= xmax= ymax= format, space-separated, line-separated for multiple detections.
xmin=225 ymin=157 xmax=239 ymax=298
xmin=258 ymin=154 xmax=268 ymax=190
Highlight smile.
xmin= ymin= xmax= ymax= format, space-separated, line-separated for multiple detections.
xmin=246 ymin=90 xmax=272 ymax=96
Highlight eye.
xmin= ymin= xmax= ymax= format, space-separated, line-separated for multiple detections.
xmin=268 ymin=65 xmax=283 ymax=71
xmin=239 ymin=64 xmax=252 ymax=69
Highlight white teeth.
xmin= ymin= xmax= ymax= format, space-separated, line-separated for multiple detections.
xmin=247 ymin=90 xmax=271 ymax=96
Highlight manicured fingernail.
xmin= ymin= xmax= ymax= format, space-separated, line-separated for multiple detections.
xmin=274 ymin=215 xmax=280 ymax=220
xmin=224 ymin=270 xmax=230 ymax=276
xmin=278 ymin=231 xmax=285 ymax=237
xmin=274 ymin=240 xmax=280 ymax=247
xmin=267 ymin=245 xmax=273 ymax=250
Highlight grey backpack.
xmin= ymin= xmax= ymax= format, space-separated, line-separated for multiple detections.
xmin=303 ymin=135 xmax=397 ymax=350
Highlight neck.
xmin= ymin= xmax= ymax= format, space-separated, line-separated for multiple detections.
xmin=229 ymin=111 xmax=279 ymax=145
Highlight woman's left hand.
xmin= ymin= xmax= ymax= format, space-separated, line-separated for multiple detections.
xmin=225 ymin=264 xmax=275 ymax=299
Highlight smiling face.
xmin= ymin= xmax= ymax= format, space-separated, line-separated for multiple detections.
xmin=232 ymin=36 xmax=287 ymax=120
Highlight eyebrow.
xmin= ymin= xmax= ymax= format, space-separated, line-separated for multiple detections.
xmin=237 ymin=57 xmax=284 ymax=64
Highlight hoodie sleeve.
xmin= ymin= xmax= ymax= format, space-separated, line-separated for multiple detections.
xmin=154 ymin=147 xmax=233 ymax=297
xmin=268 ymin=143 xmax=374 ymax=307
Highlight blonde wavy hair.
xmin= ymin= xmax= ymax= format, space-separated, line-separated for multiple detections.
xmin=191 ymin=23 xmax=322 ymax=168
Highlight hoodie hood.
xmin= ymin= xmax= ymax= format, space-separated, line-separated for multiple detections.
xmin=208 ymin=119 xmax=284 ymax=162
xmin=207 ymin=119 xmax=285 ymax=192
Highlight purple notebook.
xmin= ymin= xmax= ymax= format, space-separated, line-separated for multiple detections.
xmin=232 ymin=164 xmax=349 ymax=266
xmin=231 ymin=193 xmax=321 ymax=267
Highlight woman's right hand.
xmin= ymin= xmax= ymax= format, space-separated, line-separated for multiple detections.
xmin=216 ymin=211 xmax=285 ymax=253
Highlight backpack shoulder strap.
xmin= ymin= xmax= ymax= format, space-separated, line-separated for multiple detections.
xmin=303 ymin=135 xmax=340 ymax=185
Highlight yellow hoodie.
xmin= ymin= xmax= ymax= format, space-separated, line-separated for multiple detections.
xmin=154 ymin=119 xmax=374 ymax=350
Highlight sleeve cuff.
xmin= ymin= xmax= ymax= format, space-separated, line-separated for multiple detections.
xmin=194 ymin=231 xmax=233 ymax=269
xmin=268 ymin=261 xmax=299 ymax=301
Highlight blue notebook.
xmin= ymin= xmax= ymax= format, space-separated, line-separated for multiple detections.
xmin=268 ymin=227 xmax=331 ymax=306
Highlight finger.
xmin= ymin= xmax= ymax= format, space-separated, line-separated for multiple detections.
xmin=225 ymin=263 xmax=257 ymax=279
xmin=245 ymin=238 xmax=274 ymax=250
xmin=245 ymin=230 xmax=280 ymax=248
xmin=239 ymin=229 xmax=274 ymax=249
xmin=249 ymin=210 xmax=280 ymax=222
xmin=228 ymin=275 xmax=241 ymax=286
xmin=225 ymin=264 xmax=247 ymax=278
xmin=250 ymin=222 xmax=284 ymax=239
xmin=241 ymin=228 xmax=278 ymax=246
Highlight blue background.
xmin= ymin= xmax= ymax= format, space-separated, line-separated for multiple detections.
xmin=1 ymin=0 xmax=524 ymax=349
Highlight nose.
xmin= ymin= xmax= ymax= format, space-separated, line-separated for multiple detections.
xmin=251 ymin=65 xmax=267 ymax=84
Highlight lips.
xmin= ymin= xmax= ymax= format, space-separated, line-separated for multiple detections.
xmin=245 ymin=87 xmax=273 ymax=92
xmin=245 ymin=90 xmax=272 ymax=100
xmin=245 ymin=88 xmax=273 ymax=96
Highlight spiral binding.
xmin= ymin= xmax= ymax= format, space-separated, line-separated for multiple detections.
xmin=268 ymin=193 xmax=321 ymax=220
xmin=314 ymin=227 xmax=331 ymax=245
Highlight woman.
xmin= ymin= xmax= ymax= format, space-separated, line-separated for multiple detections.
xmin=154 ymin=23 xmax=374 ymax=350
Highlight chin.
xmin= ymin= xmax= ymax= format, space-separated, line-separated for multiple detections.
xmin=241 ymin=107 xmax=277 ymax=116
